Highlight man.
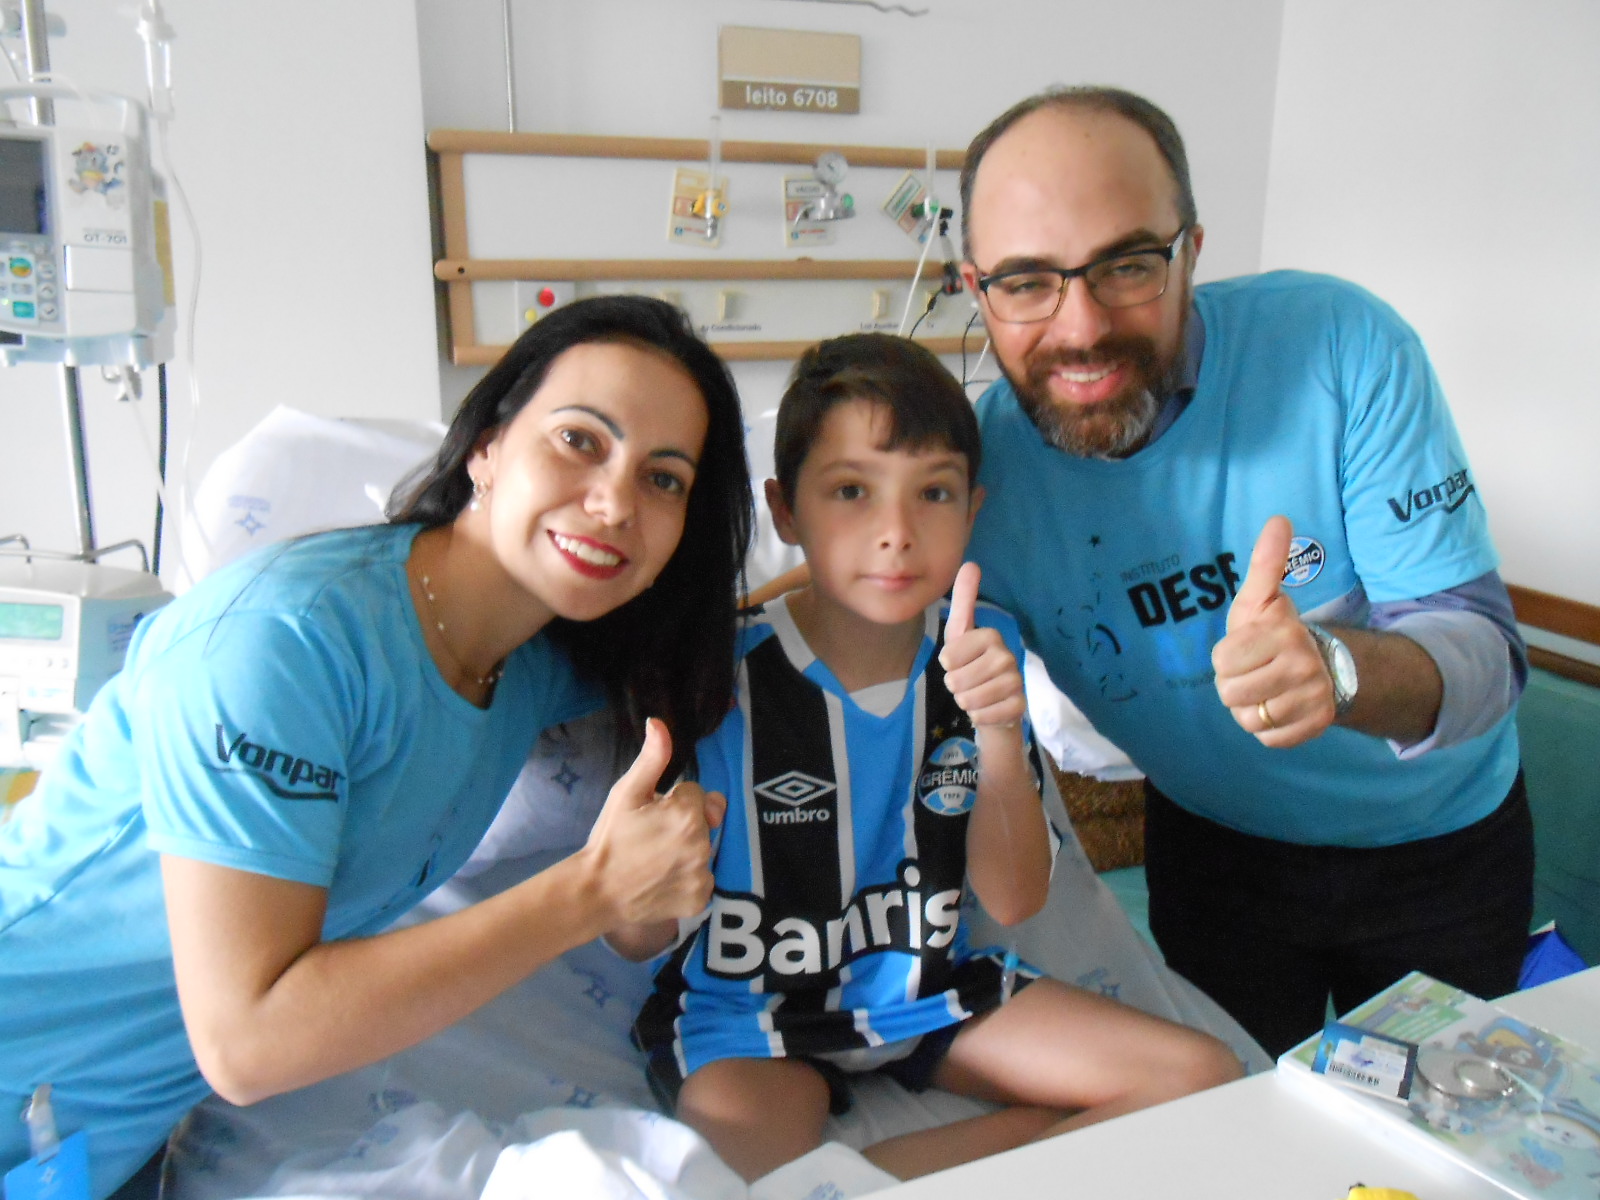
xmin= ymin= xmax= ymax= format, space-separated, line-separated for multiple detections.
xmin=958 ymin=85 xmax=1533 ymax=1058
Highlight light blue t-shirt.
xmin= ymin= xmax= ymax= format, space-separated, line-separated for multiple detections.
xmin=0 ymin=523 xmax=599 ymax=1198
xmin=968 ymin=271 xmax=1519 ymax=848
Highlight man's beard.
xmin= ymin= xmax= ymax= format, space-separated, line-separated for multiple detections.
xmin=1002 ymin=306 xmax=1188 ymax=459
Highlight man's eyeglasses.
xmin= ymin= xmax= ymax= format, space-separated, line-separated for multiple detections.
xmin=975 ymin=227 xmax=1190 ymax=324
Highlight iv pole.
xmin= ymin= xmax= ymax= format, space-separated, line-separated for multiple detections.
xmin=18 ymin=0 xmax=96 ymax=559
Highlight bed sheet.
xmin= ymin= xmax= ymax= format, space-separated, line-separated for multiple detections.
xmin=164 ymin=711 xmax=1269 ymax=1200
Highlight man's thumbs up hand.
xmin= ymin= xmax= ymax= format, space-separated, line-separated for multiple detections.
xmin=1227 ymin=515 xmax=1295 ymax=632
xmin=1213 ymin=517 xmax=1336 ymax=747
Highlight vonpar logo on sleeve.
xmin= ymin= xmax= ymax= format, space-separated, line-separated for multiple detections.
xmin=210 ymin=725 xmax=344 ymax=801
xmin=1387 ymin=468 xmax=1475 ymax=524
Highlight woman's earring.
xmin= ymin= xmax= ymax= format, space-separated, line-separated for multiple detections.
xmin=469 ymin=475 xmax=490 ymax=512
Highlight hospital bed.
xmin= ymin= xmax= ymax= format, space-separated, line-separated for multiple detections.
xmin=138 ymin=407 xmax=1268 ymax=1200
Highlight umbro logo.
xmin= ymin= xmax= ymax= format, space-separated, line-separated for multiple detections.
xmin=754 ymin=770 xmax=835 ymax=808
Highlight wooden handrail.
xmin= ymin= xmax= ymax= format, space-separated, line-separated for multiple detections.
xmin=1508 ymin=584 xmax=1600 ymax=647
xmin=426 ymin=130 xmax=964 ymax=170
xmin=434 ymin=259 xmax=953 ymax=283
xmin=1508 ymin=584 xmax=1600 ymax=687
xmin=449 ymin=335 xmax=968 ymax=367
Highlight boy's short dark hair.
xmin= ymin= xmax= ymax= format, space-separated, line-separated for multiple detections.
xmin=774 ymin=333 xmax=980 ymax=507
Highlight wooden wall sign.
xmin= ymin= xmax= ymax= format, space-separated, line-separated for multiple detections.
xmin=718 ymin=26 xmax=861 ymax=114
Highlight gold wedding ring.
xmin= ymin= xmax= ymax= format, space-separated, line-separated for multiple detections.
xmin=1257 ymin=699 xmax=1277 ymax=730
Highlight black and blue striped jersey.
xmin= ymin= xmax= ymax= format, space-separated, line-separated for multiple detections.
xmin=633 ymin=593 xmax=1052 ymax=1089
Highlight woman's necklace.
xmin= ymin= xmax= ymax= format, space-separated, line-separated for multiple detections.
xmin=415 ymin=565 xmax=505 ymax=689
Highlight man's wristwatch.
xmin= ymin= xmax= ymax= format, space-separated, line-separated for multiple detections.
xmin=1306 ymin=623 xmax=1358 ymax=717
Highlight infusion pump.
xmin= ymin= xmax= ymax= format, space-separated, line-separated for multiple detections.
xmin=0 ymin=84 xmax=175 ymax=366
xmin=0 ymin=558 xmax=171 ymax=769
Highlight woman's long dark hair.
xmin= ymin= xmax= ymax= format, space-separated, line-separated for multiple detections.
xmin=390 ymin=295 xmax=753 ymax=778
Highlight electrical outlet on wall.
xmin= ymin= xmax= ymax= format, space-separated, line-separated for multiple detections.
xmin=513 ymin=281 xmax=578 ymax=329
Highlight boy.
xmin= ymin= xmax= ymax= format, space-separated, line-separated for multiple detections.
xmin=614 ymin=334 xmax=1241 ymax=1181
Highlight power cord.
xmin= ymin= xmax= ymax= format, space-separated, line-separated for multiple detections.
xmin=906 ymin=208 xmax=963 ymax=339
xmin=961 ymin=308 xmax=993 ymax=390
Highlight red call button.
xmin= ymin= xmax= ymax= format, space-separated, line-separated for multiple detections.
xmin=537 ymin=287 xmax=557 ymax=307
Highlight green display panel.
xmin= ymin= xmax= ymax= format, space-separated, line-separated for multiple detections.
xmin=0 ymin=601 xmax=65 ymax=641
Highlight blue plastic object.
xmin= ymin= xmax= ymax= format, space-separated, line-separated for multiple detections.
xmin=1518 ymin=925 xmax=1589 ymax=990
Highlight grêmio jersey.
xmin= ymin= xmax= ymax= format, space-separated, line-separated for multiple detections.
xmin=633 ymin=594 xmax=1053 ymax=1077
xmin=968 ymin=271 xmax=1519 ymax=849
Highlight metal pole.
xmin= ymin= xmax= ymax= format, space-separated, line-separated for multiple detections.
xmin=501 ymin=0 xmax=517 ymax=133
xmin=20 ymin=0 xmax=96 ymax=557
xmin=19 ymin=0 xmax=53 ymax=123
xmin=59 ymin=368 xmax=96 ymax=554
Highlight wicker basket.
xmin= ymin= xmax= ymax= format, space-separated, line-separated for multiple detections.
xmin=1051 ymin=762 xmax=1145 ymax=872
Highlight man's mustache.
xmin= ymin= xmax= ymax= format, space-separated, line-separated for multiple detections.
xmin=1025 ymin=336 xmax=1161 ymax=380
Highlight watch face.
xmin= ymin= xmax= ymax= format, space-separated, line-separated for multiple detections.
xmin=1331 ymin=642 xmax=1357 ymax=692
xmin=1310 ymin=624 xmax=1358 ymax=708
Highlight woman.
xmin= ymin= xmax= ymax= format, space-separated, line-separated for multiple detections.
xmin=0 ymin=296 xmax=754 ymax=1199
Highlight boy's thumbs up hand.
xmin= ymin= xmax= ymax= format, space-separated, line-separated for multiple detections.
xmin=940 ymin=563 xmax=1025 ymax=731
xmin=945 ymin=561 xmax=980 ymax=641
xmin=584 ymin=718 xmax=722 ymax=926
xmin=1212 ymin=516 xmax=1336 ymax=747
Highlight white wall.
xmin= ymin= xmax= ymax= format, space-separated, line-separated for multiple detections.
xmin=1262 ymin=0 xmax=1600 ymax=606
xmin=1 ymin=0 xmax=439 ymax=583
xmin=416 ymin=0 xmax=1285 ymax=288
xmin=414 ymin=0 xmax=1287 ymax=582
xmin=15 ymin=3 xmax=1591 ymax=609
xmin=4 ymin=0 xmax=1295 ymax=589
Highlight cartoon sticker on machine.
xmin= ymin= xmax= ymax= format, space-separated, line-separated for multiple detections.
xmin=66 ymin=141 xmax=127 ymax=205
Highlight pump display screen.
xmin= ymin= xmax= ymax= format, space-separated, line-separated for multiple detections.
xmin=0 ymin=601 xmax=65 ymax=641
xmin=0 ymin=137 xmax=49 ymax=236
